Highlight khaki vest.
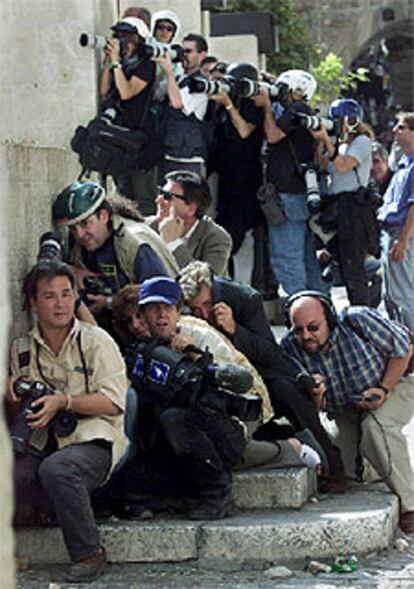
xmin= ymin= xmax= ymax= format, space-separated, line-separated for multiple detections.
xmin=71 ymin=214 xmax=179 ymax=281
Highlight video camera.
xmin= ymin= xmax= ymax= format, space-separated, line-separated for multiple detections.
xmin=126 ymin=339 xmax=262 ymax=423
xmin=11 ymin=378 xmax=77 ymax=454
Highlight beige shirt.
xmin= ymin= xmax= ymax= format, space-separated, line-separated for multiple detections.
xmin=178 ymin=316 xmax=273 ymax=423
xmin=10 ymin=319 xmax=128 ymax=472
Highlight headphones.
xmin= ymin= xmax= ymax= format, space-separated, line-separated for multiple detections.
xmin=283 ymin=290 xmax=337 ymax=330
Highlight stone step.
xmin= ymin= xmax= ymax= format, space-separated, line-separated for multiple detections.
xmin=232 ymin=466 xmax=316 ymax=509
xmin=16 ymin=485 xmax=398 ymax=569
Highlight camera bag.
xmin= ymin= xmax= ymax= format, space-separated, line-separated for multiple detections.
xmin=71 ymin=85 xmax=163 ymax=176
xmin=256 ymin=183 xmax=287 ymax=226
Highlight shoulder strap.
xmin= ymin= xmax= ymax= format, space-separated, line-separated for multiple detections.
xmin=16 ymin=336 xmax=31 ymax=376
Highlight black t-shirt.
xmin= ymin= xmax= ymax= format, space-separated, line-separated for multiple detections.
xmin=266 ymin=101 xmax=316 ymax=193
xmin=110 ymin=58 xmax=156 ymax=131
xmin=214 ymin=98 xmax=264 ymax=166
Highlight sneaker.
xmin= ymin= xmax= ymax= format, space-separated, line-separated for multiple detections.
xmin=66 ymin=547 xmax=107 ymax=583
xmin=187 ymin=494 xmax=235 ymax=520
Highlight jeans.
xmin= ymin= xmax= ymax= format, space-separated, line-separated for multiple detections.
xmin=14 ymin=442 xmax=111 ymax=562
xmin=381 ymin=227 xmax=414 ymax=333
xmin=267 ymin=193 xmax=326 ymax=295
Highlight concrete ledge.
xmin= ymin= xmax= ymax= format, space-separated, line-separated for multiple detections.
xmin=232 ymin=467 xmax=316 ymax=509
xmin=16 ymin=486 xmax=398 ymax=567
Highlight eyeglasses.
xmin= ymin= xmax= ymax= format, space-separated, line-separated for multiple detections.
xmin=156 ymin=23 xmax=175 ymax=33
xmin=183 ymin=48 xmax=195 ymax=55
xmin=158 ymin=186 xmax=188 ymax=203
xmin=293 ymin=318 xmax=326 ymax=336
xmin=395 ymin=123 xmax=411 ymax=131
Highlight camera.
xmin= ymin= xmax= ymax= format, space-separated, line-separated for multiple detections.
xmin=188 ymin=76 xmax=232 ymax=96
xmin=37 ymin=232 xmax=62 ymax=262
xmin=11 ymin=378 xmax=77 ymax=454
xmin=83 ymin=276 xmax=113 ymax=298
xmin=299 ymin=165 xmax=322 ymax=214
xmin=136 ymin=43 xmax=183 ymax=63
xmin=126 ymin=340 xmax=261 ymax=423
xmin=79 ymin=32 xmax=108 ymax=51
xmin=294 ymin=112 xmax=342 ymax=137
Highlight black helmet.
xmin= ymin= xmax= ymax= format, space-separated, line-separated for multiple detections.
xmin=226 ymin=62 xmax=258 ymax=81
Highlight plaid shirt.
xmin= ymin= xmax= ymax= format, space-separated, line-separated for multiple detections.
xmin=282 ymin=307 xmax=411 ymax=413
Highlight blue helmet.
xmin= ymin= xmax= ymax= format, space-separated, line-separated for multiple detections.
xmin=329 ymin=98 xmax=363 ymax=122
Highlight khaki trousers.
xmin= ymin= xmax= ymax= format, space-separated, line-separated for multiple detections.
xmin=329 ymin=378 xmax=414 ymax=512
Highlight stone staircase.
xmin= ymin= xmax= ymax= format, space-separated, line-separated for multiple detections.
xmin=15 ymin=467 xmax=399 ymax=570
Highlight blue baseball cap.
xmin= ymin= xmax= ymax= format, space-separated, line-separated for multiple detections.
xmin=138 ymin=276 xmax=181 ymax=306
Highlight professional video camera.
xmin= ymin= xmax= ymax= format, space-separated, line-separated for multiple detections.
xmin=136 ymin=43 xmax=184 ymax=63
xmin=37 ymin=232 xmax=63 ymax=262
xmin=126 ymin=339 xmax=261 ymax=422
xmin=11 ymin=378 xmax=77 ymax=454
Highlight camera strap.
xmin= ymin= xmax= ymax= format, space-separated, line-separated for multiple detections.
xmin=17 ymin=337 xmax=31 ymax=377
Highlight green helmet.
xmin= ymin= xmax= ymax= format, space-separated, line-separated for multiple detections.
xmin=52 ymin=181 xmax=106 ymax=227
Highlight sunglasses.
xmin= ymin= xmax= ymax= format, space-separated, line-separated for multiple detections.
xmin=158 ymin=186 xmax=188 ymax=203
xmin=156 ymin=23 xmax=175 ymax=33
xmin=183 ymin=48 xmax=195 ymax=55
xmin=293 ymin=318 xmax=326 ymax=336
xmin=395 ymin=123 xmax=411 ymax=131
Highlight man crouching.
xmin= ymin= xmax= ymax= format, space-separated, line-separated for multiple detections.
xmin=6 ymin=260 xmax=127 ymax=583
xmin=113 ymin=276 xmax=249 ymax=520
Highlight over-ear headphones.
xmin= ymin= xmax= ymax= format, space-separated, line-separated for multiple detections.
xmin=283 ymin=290 xmax=337 ymax=330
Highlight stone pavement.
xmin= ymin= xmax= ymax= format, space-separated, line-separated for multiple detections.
xmin=16 ymin=531 xmax=414 ymax=588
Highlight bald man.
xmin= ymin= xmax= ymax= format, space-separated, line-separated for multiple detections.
xmin=282 ymin=291 xmax=414 ymax=534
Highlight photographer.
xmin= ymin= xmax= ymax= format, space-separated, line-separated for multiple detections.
xmin=7 ymin=260 xmax=127 ymax=583
xmin=313 ymin=99 xmax=376 ymax=305
xmin=257 ymin=70 xmax=326 ymax=295
xmin=155 ymin=33 xmax=209 ymax=180
xmin=52 ymin=181 xmax=179 ymax=330
xmin=99 ymin=16 xmax=156 ymax=206
xmin=211 ymin=63 xmax=266 ymax=279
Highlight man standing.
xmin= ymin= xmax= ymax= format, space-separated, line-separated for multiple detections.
xmin=148 ymin=171 xmax=232 ymax=275
xmin=282 ymin=291 xmax=414 ymax=533
xmin=156 ymin=33 xmax=209 ymax=179
xmin=378 ymin=112 xmax=414 ymax=332
xmin=52 ymin=181 xmax=178 ymax=318
xmin=256 ymin=70 xmax=325 ymax=294
xmin=7 ymin=260 xmax=127 ymax=582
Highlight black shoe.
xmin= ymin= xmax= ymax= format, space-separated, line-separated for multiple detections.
xmin=187 ymin=494 xmax=235 ymax=520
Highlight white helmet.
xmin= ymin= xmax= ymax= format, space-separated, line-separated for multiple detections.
xmin=151 ymin=10 xmax=181 ymax=40
xmin=276 ymin=69 xmax=317 ymax=101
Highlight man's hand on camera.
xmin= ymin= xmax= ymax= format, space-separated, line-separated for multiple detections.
xmin=171 ymin=333 xmax=196 ymax=354
xmin=6 ymin=375 xmax=25 ymax=404
xmin=310 ymin=373 xmax=326 ymax=411
xmin=310 ymin=125 xmax=329 ymax=142
xmin=27 ymin=395 xmax=65 ymax=430
xmin=159 ymin=205 xmax=185 ymax=243
xmin=354 ymin=387 xmax=387 ymax=411
xmin=211 ymin=302 xmax=236 ymax=336
xmin=211 ymin=90 xmax=232 ymax=108
xmin=70 ymin=267 xmax=99 ymax=290
xmin=153 ymin=54 xmax=173 ymax=75
xmin=85 ymin=293 xmax=107 ymax=314
xmin=252 ymin=91 xmax=271 ymax=109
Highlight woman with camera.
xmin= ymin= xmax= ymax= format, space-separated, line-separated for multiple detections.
xmin=313 ymin=99 xmax=377 ymax=306
xmin=99 ymin=17 xmax=156 ymax=208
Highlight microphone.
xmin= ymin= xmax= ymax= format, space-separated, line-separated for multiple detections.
xmin=208 ymin=363 xmax=254 ymax=395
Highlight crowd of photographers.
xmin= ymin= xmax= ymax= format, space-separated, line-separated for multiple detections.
xmin=5 ymin=6 xmax=414 ymax=584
